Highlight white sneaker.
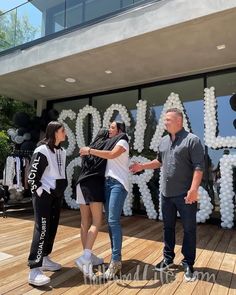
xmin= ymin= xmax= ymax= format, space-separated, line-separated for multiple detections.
xmin=75 ymin=255 xmax=96 ymax=280
xmin=28 ymin=268 xmax=50 ymax=286
xmin=91 ymin=253 xmax=104 ymax=266
xmin=104 ymin=260 xmax=122 ymax=280
xmin=40 ymin=256 xmax=62 ymax=271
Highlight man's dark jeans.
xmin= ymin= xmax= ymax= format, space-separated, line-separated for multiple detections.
xmin=161 ymin=194 xmax=197 ymax=266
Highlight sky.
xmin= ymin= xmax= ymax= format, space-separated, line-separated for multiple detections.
xmin=0 ymin=0 xmax=27 ymax=13
xmin=0 ymin=0 xmax=42 ymax=35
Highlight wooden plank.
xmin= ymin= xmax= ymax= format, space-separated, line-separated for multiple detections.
xmin=190 ymin=229 xmax=233 ymax=295
xmin=1 ymin=213 xmax=160 ymax=294
xmin=209 ymin=230 xmax=236 ymax=295
xmin=51 ymin=222 xmax=163 ymax=295
xmin=0 ymin=210 xmax=235 ymax=295
xmin=74 ymin=222 xmax=184 ymax=295
xmin=150 ymin=222 xmax=215 ymax=295
xmin=228 ymin=257 xmax=236 ymax=295
xmin=108 ymin=223 xmax=185 ymax=295
xmin=174 ymin=226 xmax=225 ymax=295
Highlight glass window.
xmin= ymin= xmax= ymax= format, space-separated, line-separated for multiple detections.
xmin=142 ymin=78 xmax=204 ymax=150
xmin=92 ymin=90 xmax=138 ymax=147
xmin=122 ymin=0 xmax=144 ymax=7
xmin=15 ymin=3 xmax=42 ymax=46
xmin=205 ymin=71 xmax=236 ymax=210
xmin=53 ymin=97 xmax=90 ymax=196
xmin=53 ymin=11 xmax=65 ymax=32
xmin=66 ymin=0 xmax=83 ymax=27
xmin=208 ymin=72 xmax=236 ymax=137
xmin=142 ymin=79 xmax=205 ymax=214
xmin=53 ymin=97 xmax=89 ymax=113
xmin=122 ymin=0 xmax=134 ymax=8
xmin=53 ymin=97 xmax=89 ymax=155
xmin=207 ymin=71 xmax=236 ymax=167
xmin=0 ymin=9 xmax=17 ymax=50
xmin=92 ymin=90 xmax=141 ymax=211
xmin=84 ymin=0 xmax=120 ymax=21
xmin=43 ymin=0 xmax=66 ymax=34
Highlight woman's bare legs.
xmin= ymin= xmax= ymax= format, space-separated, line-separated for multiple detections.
xmin=80 ymin=204 xmax=92 ymax=249
xmin=76 ymin=202 xmax=103 ymax=277
xmin=85 ymin=202 xmax=103 ymax=250
xmin=80 ymin=202 xmax=103 ymax=250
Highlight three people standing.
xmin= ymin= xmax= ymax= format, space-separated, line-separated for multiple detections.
xmin=27 ymin=107 xmax=204 ymax=285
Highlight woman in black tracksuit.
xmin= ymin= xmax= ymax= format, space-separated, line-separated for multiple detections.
xmin=27 ymin=121 xmax=67 ymax=287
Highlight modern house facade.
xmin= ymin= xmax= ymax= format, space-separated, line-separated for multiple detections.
xmin=0 ymin=0 xmax=236 ymax=225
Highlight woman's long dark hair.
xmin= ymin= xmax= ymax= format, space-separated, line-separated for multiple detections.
xmin=115 ymin=121 xmax=126 ymax=133
xmin=38 ymin=121 xmax=64 ymax=152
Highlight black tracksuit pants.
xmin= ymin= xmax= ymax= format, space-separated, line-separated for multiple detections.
xmin=28 ymin=190 xmax=63 ymax=269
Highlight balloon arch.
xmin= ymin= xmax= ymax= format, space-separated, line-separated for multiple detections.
xmin=58 ymin=87 xmax=235 ymax=229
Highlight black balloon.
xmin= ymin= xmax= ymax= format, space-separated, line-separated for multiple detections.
xmin=13 ymin=112 xmax=30 ymax=127
xmin=229 ymin=94 xmax=236 ymax=111
xmin=48 ymin=109 xmax=59 ymax=121
xmin=233 ymin=119 xmax=236 ymax=129
xmin=30 ymin=116 xmax=41 ymax=131
xmin=20 ymin=141 xmax=36 ymax=151
xmin=30 ymin=129 xmax=40 ymax=141
xmin=39 ymin=109 xmax=59 ymax=132
xmin=17 ymin=127 xmax=27 ymax=136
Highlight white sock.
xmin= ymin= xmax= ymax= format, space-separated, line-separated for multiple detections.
xmin=83 ymin=249 xmax=92 ymax=260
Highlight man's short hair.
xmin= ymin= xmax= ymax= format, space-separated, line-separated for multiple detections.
xmin=166 ymin=108 xmax=183 ymax=119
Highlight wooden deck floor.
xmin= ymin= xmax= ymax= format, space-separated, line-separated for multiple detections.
xmin=0 ymin=209 xmax=235 ymax=295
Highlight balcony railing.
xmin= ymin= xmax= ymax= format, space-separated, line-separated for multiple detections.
xmin=0 ymin=0 xmax=161 ymax=54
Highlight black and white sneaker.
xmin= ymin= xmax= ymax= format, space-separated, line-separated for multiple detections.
xmin=183 ymin=264 xmax=196 ymax=282
xmin=155 ymin=259 xmax=174 ymax=271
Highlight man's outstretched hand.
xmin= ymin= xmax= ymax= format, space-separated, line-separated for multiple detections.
xmin=129 ymin=162 xmax=143 ymax=173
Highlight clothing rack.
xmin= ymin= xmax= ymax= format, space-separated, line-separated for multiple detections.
xmin=1 ymin=151 xmax=34 ymax=217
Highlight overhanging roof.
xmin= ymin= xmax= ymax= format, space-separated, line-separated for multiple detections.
xmin=0 ymin=1 xmax=236 ymax=103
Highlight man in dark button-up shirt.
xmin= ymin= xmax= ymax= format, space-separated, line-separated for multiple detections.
xmin=158 ymin=127 xmax=204 ymax=197
xmin=130 ymin=108 xmax=204 ymax=282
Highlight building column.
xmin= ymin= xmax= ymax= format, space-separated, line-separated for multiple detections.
xmin=36 ymin=98 xmax=46 ymax=117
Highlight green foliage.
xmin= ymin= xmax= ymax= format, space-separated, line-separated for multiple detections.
xmin=0 ymin=131 xmax=12 ymax=175
xmin=0 ymin=97 xmax=35 ymax=176
xmin=0 ymin=96 xmax=35 ymax=130
xmin=0 ymin=9 xmax=39 ymax=50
